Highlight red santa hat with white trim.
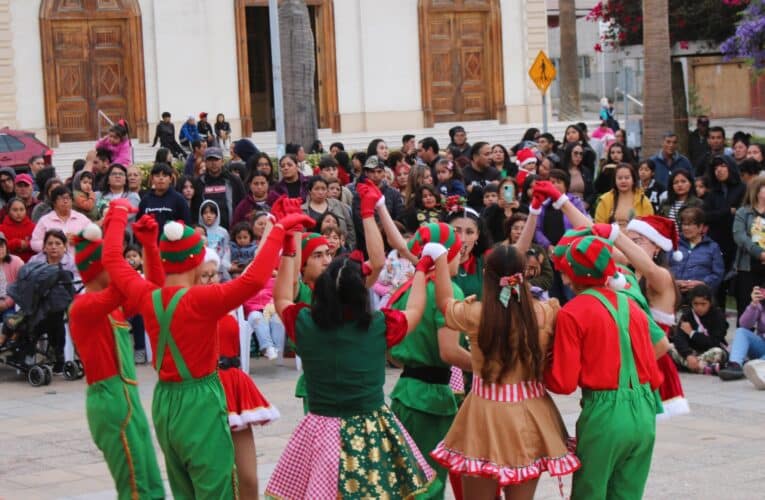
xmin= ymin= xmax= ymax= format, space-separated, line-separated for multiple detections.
xmin=626 ymin=215 xmax=683 ymax=262
xmin=515 ymin=148 xmax=537 ymax=169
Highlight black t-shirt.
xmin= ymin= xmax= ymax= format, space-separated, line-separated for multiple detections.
xmin=462 ymin=164 xmax=501 ymax=211
xmin=286 ymin=180 xmax=302 ymax=199
xmin=543 ymin=207 xmax=566 ymax=246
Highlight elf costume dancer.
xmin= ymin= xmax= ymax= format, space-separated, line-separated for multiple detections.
xmin=386 ymin=222 xmax=470 ymax=499
xmin=429 ymin=195 xmax=579 ymax=500
xmin=266 ymin=187 xmax=439 ymax=499
xmin=548 ymin=182 xmax=687 ymax=417
xmin=101 ymin=198 xmax=313 ymax=499
xmin=199 ymin=252 xmax=279 ymax=500
xmin=69 ymin=220 xmax=164 ymax=500
xmin=545 ymin=229 xmax=664 ymax=500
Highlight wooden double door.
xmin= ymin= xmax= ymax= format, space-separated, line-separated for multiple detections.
xmin=48 ymin=20 xmax=131 ymax=142
xmin=419 ymin=0 xmax=504 ymax=125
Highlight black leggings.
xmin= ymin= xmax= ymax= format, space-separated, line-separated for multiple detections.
xmin=36 ymin=311 xmax=66 ymax=364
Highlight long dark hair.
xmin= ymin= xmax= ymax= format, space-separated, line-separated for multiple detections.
xmin=477 ymin=245 xmax=541 ymax=382
xmin=311 ymin=255 xmax=371 ymax=330
xmin=666 ymin=168 xmax=695 ymax=205
xmin=608 ymin=163 xmax=644 ymax=222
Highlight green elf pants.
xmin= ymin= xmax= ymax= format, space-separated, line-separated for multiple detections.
xmin=572 ymin=290 xmax=658 ymax=500
xmin=390 ymin=400 xmax=453 ymax=499
xmin=86 ymin=376 xmax=164 ymax=500
xmin=151 ymin=289 xmax=237 ymax=500
xmin=152 ymin=374 xmax=235 ymax=499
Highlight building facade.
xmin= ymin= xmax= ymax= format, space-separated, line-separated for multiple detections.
xmin=5 ymin=0 xmax=548 ymax=146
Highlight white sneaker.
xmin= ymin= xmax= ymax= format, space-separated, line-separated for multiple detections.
xmin=743 ymin=359 xmax=765 ymax=390
xmin=264 ymin=346 xmax=279 ymax=361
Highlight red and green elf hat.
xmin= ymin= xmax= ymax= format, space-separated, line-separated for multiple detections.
xmin=301 ymin=233 xmax=329 ymax=268
xmin=552 ymin=228 xmax=625 ymax=289
xmin=72 ymin=223 xmax=104 ymax=284
xmin=159 ymin=221 xmax=205 ymax=274
xmin=407 ymin=222 xmax=462 ymax=262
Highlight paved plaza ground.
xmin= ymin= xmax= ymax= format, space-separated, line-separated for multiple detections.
xmin=0 ymin=357 xmax=763 ymax=499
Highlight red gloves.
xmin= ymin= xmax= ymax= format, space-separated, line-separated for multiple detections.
xmin=533 ymin=180 xmax=569 ymax=209
xmin=415 ymin=256 xmax=434 ymax=274
xmin=357 ymin=180 xmax=383 ymax=218
xmin=529 ymin=190 xmax=547 ymax=216
xmin=271 ymin=195 xmax=302 ymax=221
xmin=592 ymin=223 xmax=620 ymax=243
xmin=108 ymin=198 xmax=138 ymax=215
xmin=277 ymin=213 xmax=315 ymax=234
xmin=132 ymin=215 xmax=159 ymax=247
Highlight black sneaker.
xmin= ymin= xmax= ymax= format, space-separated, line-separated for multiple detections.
xmin=51 ymin=362 xmax=64 ymax=376
xmin=718 ymin=362 xmax=744 ymax=381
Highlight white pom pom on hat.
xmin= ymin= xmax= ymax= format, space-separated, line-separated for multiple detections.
xmin=82 ymin=223 xmax=102 ymax=242
xmin=164 ymin=221 xmax=185 ymax=242
xmin=608 ymin=272 xmax=627 ymax=291
xmin=672 ymin=250 xmax=684 ymax=262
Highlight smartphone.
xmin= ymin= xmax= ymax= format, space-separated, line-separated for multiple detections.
xmin=502 ymin=183 xmax=515 ymax=203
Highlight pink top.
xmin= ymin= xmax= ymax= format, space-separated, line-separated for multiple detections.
xmin=0 ymin=254 xmax=24 ymax=308
xmin=95 ymin=136 xmax=133 ymax=166
xmin=243 ymin=277 xmax=275 ymax=316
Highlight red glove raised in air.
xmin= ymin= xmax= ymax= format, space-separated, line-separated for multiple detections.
xmin=592 ymin=223 xmax=620 ymax=243
xmin=533 ymin=180 xmax=569 ymax=209
xmin=277 ymin=213 xmax=315 ymax=234
xmin=357 ymin=179 xmax=384 ymax=218
xmin=132 ymin=215 xmax=159 ymax=247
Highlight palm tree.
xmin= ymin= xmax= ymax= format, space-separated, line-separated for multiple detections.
xmin=279 ymin=0 xmax=318 ymax=151
xmin=558 ymin=0 xmax=580 ymax=120
xmin=642 ymin=0 xmax=674 ymax=156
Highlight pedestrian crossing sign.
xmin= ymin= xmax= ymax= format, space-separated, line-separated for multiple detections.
xmin=528 ymin=50 xmax=556 ymax=94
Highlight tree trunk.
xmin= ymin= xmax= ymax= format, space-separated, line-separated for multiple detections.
xmin=671 ymin=61 xmax=689 ymax=156
xmin=642 ymin=0 xmax=674 ymax=156
xmin=558 ymin=0 xmax=580 ymax=120
xmin=279 ymin=0 xmax=318 ymax=151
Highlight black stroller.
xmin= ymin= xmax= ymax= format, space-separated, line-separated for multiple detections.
xmin=0 ymin=261 xmax=78 ymax=386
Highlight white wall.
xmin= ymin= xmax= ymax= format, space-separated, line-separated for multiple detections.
xmin=11 ymin=0 xmax=45 ymax=136
xmin=334 ymin=0 xmax=364 ymax=116
xmin=150 ymin=0 xmax=241 ymax=135
xmin=502 ymin=0 xmax=527 ymax=108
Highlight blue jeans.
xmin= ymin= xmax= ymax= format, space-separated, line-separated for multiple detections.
xmin=247 ymin=311 xmax=285 ymax=353
xmin=729 ymin=328 xmax=765 ymax=364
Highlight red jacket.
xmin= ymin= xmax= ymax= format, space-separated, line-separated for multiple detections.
xmin=0 ymin=216 xmax=36 ymax=262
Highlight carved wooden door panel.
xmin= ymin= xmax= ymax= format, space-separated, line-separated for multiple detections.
xmin=51 ymin=21 xmax=92 ymax=141
xmin=90 ymin=20 xmax=130 ymax=136
xmin=426 ymin=11 xmax=490 ymax=122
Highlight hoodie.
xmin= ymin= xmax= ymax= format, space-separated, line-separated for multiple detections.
xmin=71 ymin=171 xmax=98 ymax=220
xmin=199 ymin=199 xmax=231 ymax=270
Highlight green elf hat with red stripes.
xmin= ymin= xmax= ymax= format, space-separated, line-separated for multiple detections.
xmin=407 ymin=222 xmax=462 ymax=262
xmin=552 ymin=227 xmax=626 ymax=290
xmin=72 ymin=223 xmax=104 ymax=284
xmin=160 ymin=221 xmax=205 ymax=274
xmin=301 ymin=233 xmax=329 ymax=268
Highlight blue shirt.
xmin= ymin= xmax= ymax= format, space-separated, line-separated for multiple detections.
xmin=650 ymin=151 xmax=693 ymax=187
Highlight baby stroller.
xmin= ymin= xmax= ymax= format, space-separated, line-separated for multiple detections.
xmin=0 ymin=261 xmax=78 ymax=386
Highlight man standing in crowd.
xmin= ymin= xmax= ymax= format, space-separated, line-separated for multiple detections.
xmin=417 ymin=137 xmax=442 ymax=177
xmin=352 ymin=155 xmax=404 ymax=252
xmin=462 ymin=142 xmax=501 ymax=211
xmin=537 ymin=133 xmax=557 ymax=156
xmin=697 ymin=126 xmax=734 ymax=177
xmin=402 ymin=134 xmax=416 ymax=159
xmin=138 ymin=162 xmax=192 ymax=230
xmin=688 ymin=116 xmax=710 ymax=170
xmin=191 ymin=147 xmax=245 ymax=229
xmin=183 ymin=140 xmax=207 ymax=177
xmin=90 ymin=148 xmax=112 ymax=189
xmin=448 ymin=125 xmax=471 ymax=158
xmin=650 ymin=132 xmax=694 ymax=187
xmin=152 ymin=112 xmax=186 ymax=159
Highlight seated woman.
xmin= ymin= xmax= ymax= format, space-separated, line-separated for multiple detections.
xmin=594 ymin=163 xmax=653 ymax=229
xmin=669 ymin=284 xmax=728 ymax=375
xmin=401 ymin=184 xmax=443 ymax=232
xmin=719 ymin=284 xmax=765 ymax=387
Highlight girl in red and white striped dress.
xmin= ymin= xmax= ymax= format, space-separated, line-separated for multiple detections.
xmin=430 ymin=206 xmax=579 ymax=500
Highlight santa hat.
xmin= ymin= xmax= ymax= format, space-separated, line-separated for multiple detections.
xmin=552 ymin=230 xmax=626 ymax=290
xmin=407 ymin=222 xmax=462 ymax=262
xmin=515 ymin=148 xmax=537 ymax=169
xmin=72 ymin=223 xmax=105 ymax=284
xmin=626 ymin=215 xmax=683 ymax=262
xmin=160 ymin=221 xmax=205 ymax=274
xmin=301 ymin=233 xmax=329 ymax=268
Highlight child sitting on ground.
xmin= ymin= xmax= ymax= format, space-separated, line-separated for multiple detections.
xmin=670 ymin=284 xmax=728 ymax=375
xmin=229 ymin=222 xmax=257 ymax=278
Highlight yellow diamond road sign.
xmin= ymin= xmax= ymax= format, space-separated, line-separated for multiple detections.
xmin=528 ymin=50 xmax=556 ymax=93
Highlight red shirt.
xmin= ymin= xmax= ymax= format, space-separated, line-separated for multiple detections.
xmin=0 ymin=216 xmax=35 ymax=262
xmin=544 ymin=290 xmax=664 ymax=394
xmin=218 ymin=314 xmax=240 ymax=358
xmin=102 ymin=209 xmax=284 ymax=382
